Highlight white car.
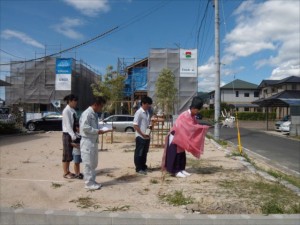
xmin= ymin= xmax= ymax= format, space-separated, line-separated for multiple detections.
xmin=279 ymin=121 xmax=291 ymax=133
xmin=99 ymin=115 xmax=134 ymax=132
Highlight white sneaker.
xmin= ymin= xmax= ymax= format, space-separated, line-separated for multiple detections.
xmin=94 ymin=181 xmax=102 ymax=187
xmin=181 ymin=170 xmax=191 ymax=176
xmin=85 ymin=184 xmax=101 ymax=190
xmin=175 ymin=172 xmax=186 ymax=178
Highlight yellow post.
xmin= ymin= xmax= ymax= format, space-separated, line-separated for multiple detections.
xmin=235 ymin=111 xmax=243 ymax=154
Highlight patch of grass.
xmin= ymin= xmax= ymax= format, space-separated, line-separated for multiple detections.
xmin=206 ymin=134 xmax=227 ymax=146
xmin=206 ymin=134 xmax=213 ymax=139
xmin=51 ymin=182 xmax=63 ymax=189
xmin=187 ymin=158 xmax=222 ymax=174
xmin=159 ymin=190 xmax=194 ymax=206
xmin=218 ymin=179 xmax=300 ymax=214
xmin=266 ymin=169 xmax=300 ymax=189
xmin=116 ymin=173 xmax=138 ymax=181
xmin=103 ymin=205 xmax=130 ymax=212
xmin=69 ymin=196 xmax=100 ymax=209
xmin=123 ymin=149 xmax=134 ymax=152
xmin=11 ymin=201 xmax=24 ymax=209
xmin=261 ymin=199 xmax=285 ymax=214
xmin=230 ymin=151 xmax=254 ymax=165
xmin=150 ymin=179 xmax=159 ymax=184
xmin=216 ymin=139 xmax=227 ymax=146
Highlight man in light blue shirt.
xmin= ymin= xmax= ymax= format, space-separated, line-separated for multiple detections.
xmin=133 ymin=96 xmax=153 ymax=175
xmin=80 ymin=96 xmax=112 ymax=190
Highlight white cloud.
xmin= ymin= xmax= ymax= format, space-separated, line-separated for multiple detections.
xmin=198 ymin=57 xmax=226 ymax=92
xmin=269 ymin=62 xmax=300 ymax=80
xmin=63 ymin=0 xmax=110 ymax=17
xmin=198 ymin=57 xmax=243 ymax=92
xmin=1 ymin=29 xmax=44 ymax=49
xmin=224 ymin=0 xmax=300 ymax=78
xmin=53 ymin=17 xmax=84 ymax=39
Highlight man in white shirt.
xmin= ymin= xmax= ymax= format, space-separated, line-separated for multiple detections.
xmin=133 ymin=96 xmax=153 ymax=175
xmin=80 ymin=96 xmax=112 ymax=190
xmin=62 ymin=94 xmax=78 ymax=179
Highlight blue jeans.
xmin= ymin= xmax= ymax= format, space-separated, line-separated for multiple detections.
xmin=134 ymin=136 xmax=150 ymax=172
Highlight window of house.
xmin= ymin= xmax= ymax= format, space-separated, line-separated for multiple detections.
xmin=244 ymin=107 xmax=250 ymax=112
xmin=292 ymin=84 xmax=297 ymax=90
xmin=254 ymin=91 xmax=259 ymax=97
xmin=244 ymin=93 xmax=250 ymax=97
xmin=236 ymin=91 xmax=239 ymax=97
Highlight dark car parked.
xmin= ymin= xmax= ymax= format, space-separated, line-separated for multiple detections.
xmin=26 ymin=114 xmax=62 ymax=131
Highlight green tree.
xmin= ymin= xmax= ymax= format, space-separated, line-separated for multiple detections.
xmin=91 ymin=65 xmax=125 ymax=114
xmin=155 ymin=68 xmax=177 ymax=116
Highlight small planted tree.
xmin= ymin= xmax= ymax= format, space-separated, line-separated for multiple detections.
xmin=155 ymin=68 xmax=177 ymax=117
xmin=91 ymin=65 xmax=125 ymax=114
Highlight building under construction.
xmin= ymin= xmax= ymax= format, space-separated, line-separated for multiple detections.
xmin=148 ymin=48 xmax=198 ymax=114
xmin=5 ymin=57 xmax=100 ymax=113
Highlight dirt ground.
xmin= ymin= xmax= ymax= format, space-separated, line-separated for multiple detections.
xmin=0 ymin=131 xmax=298 ymax=214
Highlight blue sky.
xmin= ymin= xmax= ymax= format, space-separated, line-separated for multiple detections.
xmin=0 ymin=0 xmax=299 ymax=100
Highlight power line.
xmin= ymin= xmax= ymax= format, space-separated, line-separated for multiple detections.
xmin=0 ymin=49 xmax=25 ymax=60
xmin=0 ymin=26 xmax=119 ymax=66
xmin=196 ymin=0 xmax=210 ymax=50
xmin=0 ymin=0 xmax=170 ymax=66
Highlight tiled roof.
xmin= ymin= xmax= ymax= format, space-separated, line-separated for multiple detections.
xmin=221 ymin=79 xmax=258 ymax=89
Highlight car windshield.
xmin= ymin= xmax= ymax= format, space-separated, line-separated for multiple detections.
xmin=44 ymin=114 xmax=62 ymax=119
xmin=104 ymin=116 xmax=133 ymax=122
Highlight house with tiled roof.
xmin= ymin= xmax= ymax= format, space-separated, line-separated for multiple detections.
xmin=209 ymin=79 xmax=260 ymax=112
xmin=254 ymin=76 xmax=300 ymax=119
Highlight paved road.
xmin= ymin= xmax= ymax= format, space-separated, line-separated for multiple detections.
xmin=209 ymin=127 xmax=300 ymax=174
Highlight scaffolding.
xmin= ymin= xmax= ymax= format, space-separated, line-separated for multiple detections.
xmin=148 ymin=48 xmax=198 ymax=114
xmin=5 ymin=57 xmax=100 ymax=113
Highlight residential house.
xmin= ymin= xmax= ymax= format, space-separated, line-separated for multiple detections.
xmin=209 ymin=79 xmax=260 ymax=112
xmin=254 ymin=76 xmax=300 ymax=119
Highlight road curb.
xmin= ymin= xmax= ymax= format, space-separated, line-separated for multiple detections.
xmin=1 ymin=207 xmax=299 ymax=225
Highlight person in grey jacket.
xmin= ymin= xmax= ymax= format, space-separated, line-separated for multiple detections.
xmin=79 ymin=96 xmax=112 ymax=190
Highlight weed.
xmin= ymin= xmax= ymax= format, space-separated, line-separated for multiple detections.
xmin=266 ymin=169 xmax=300 ymax=189
xmin=70 ymin=196 xmax=100 ymax=209
xmin=217 ymin=139 xmax=227 ymax=146
xmin=11 ymin=201 xmax=24 ymax=209
xmin=218 ymin=179 xmax=300 ymax=214
xmin=144 ymin=188 xmax=150 ymax=192
xmin=123 ymin=149 xmax=134 ymax=152
xmin=159 ymin=190 xmax=194 ymax=206
xmin=104 ymin=205 xmax=130 ymax=212
xmin=261 ymin=199 xmax=285 ymax=214
xmin=150 ymin=179 xmax=159 ymax=184
xmin=116 ymin=174 xmax=138 ymax=181
xmin=51 ymin=182 xmax=63 ymax=189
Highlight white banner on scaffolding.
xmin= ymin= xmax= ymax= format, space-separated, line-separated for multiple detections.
xmin=179 ymin=49 xmax=197 ymax=77
xmin=55 ymin=58 xmax=72 ymax=90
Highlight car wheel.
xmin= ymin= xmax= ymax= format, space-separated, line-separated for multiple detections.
xmin=27 ymin=123 xmax=36 ymax=131
xmin=125 ymin=127 xmax=134 ymax=132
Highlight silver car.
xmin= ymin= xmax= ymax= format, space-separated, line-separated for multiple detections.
xmin=100 ymin=115 xmax=134 ymax=132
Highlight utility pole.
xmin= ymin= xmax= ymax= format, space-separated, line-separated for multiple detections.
xmin=214 ymin=0 xmax=221 ymax=140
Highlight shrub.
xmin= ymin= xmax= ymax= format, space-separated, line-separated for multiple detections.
xmin=0 ymin=122 xmax=20 ymax=134
xmin=237 ymin=112 xmax=276 ymax=121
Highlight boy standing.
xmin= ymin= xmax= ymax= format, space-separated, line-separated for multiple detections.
xmin=133 ymin=96 xmax=153 ymax=175
xmin=71 ymin=122 xmax=83 ymax=179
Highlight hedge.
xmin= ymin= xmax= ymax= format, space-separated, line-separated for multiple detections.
xmin=0 ymin=122 xmax=20 ymax=135
xmin=200 ymin=110 xmax=276 ymax=121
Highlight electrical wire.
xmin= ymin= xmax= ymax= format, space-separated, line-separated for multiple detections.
xmin=0 ymin=49 xmax=25 ymax=60
xmin=196 ymin=0 xmax=210 ymax=51
xmin=0 ymin=0 xmax=170 ymax=66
